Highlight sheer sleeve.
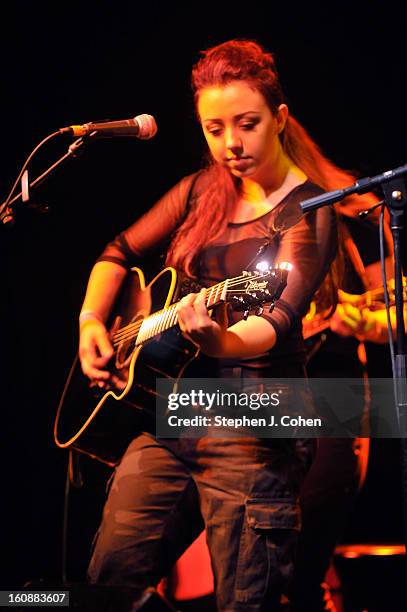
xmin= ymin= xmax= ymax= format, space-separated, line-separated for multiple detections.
xmin=96 ymin=173 xmax=200 ymax=269
xmin=261 ymin=204 xmax=337 ymax=343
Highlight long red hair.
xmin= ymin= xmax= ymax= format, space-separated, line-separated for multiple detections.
xmin=167 ymin=39 xmax=383 ymax=278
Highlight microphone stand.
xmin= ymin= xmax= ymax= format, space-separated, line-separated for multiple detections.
xmin=0 ymin=132 xmax=97 ymax=225
xmin=301 ymin=165 xmax=407 ymax=559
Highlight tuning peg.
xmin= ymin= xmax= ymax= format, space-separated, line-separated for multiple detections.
xmin=255 ymin=306 xmax=264 ymax=316
xmin=255 ymin=261 xmax=270 ymax=272
xmin=278 ymin=261 xmax=293 ymax=271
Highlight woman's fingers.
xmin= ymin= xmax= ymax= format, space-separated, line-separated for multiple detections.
xmin=177 ymin=290 xmax=208 ymax=332
xmin=177 ymin=289 xmax=218 ymax=347
xmin=79 ymin=321 xmax=114 ymax=381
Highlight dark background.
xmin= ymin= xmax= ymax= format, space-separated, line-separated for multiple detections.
xmin=1 ymin=0 xmax=406 ymax=596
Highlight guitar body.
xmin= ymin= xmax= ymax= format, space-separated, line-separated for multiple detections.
xmin=54 ymin=264 xmax=288 ymax=464
xmin=55 ymin=267 xmax=199 ymax=465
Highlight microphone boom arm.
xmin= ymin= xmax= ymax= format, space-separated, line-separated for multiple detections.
xmin=300 ymin=162 xmax=407 ymax=212
xmin=0 ymin=132 xmax=96 ymax=225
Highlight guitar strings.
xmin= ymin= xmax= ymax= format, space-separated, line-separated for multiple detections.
xmin=112 ymin=273 xmax=278 ymax=342
xmin=111 ymin=274 xmax=261 ymax=345
xmin=111 ymin=273 xmax=274 ymax=347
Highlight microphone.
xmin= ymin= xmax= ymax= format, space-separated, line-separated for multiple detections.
xmin=59 ymin=113 xmax=157 ymax=139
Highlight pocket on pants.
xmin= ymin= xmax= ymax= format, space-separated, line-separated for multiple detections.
xmin=235 ymin=499 xmax=300 ymax=604
xmin=246 ymin=498 xmax=301 ymax=530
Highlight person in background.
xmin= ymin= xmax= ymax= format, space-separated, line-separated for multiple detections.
xmin=291 ymin=202 xmax=395 ymax=612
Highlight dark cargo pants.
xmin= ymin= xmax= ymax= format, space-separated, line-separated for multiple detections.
xmin=87 ymin=432 xmax=313 ymax=611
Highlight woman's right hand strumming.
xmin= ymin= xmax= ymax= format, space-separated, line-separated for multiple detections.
xmin=79 ymin=316 xmax=114 ymax=385
xmin=78 ymin=261 xmax=128 ymax=386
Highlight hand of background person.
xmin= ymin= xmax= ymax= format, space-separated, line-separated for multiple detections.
xmin=330 ymin=302 xmax=387 ymax=343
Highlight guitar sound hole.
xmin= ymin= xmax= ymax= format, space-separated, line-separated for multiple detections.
xmin=116 ymin=342 xmax=134 ymax=368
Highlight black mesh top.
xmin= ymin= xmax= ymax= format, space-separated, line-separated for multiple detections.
xmin=97 ymin=171 xmax=337 ymax=369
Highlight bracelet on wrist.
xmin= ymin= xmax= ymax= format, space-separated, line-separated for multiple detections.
xmin=79 ymin=310 xmax=104 ymax=325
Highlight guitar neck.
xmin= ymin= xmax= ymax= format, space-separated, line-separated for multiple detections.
xmin=135 ymin=279 xmax=228 ymax=345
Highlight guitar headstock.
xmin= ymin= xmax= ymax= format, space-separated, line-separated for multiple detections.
xmin=227 ymin=263 xmax=292 ymax=320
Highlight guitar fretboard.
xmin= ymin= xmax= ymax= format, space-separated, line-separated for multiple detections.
xmin=111 ymin=279 xmax=230 ymax=349
xmin=136 ymin=279 xmax=228 ymax=344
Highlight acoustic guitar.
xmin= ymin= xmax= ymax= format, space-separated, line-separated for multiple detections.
xmin=54 ymin=264 xmax=289 ymax=464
